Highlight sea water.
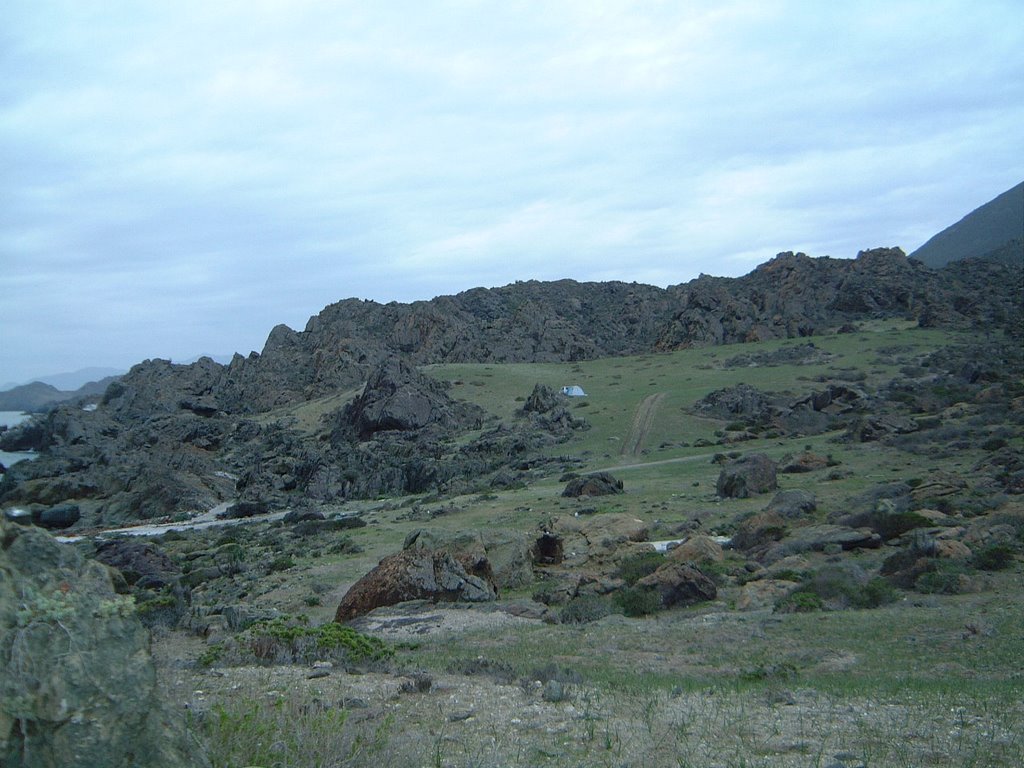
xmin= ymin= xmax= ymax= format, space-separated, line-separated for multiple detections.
xmin=0 ymin=410 xmax=37 ymax=466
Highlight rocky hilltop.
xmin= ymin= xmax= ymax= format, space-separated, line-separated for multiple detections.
xmin=110 ymin=247 xmax=1021 ymax=413
xmin=1 ymin=247 xmax=1020 ymax=527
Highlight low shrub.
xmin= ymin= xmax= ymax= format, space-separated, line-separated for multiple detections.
xmin=915 ymin=562 xmax=972 ymax=594
xmin=774 ymin=591 xmax=824 ymax=613
xmin=971 ymin=544 xmax=1016 ymax=571
xmin=616 ymin=551 xmax=666 ymax=586
xmin=231 ymin=618 xmax=394 ymax=667
xmin=559 ymin=594 xmax=615 ymax=624
xmin=614 ymin=586 xmax=662 ymax=617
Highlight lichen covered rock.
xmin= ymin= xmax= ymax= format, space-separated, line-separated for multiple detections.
xmin=0 ymin=520 xmax=197 ymax=767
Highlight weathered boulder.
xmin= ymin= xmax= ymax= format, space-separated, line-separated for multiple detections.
xmin=635 ymin=563 xmax=717 ymax=608
xmin=731 ymin=512 xmax=788 ymax=552
xmin=764 ymin=489 xmax=817 ymax=519
xmin=92 ymin=539 xmax=181 ymax=590
xmin=694 ymin=384 xmax=774 ymax=421
xmin=667 ymin=535 xmax=724 ymax=565
xmin=562 ymin=472 xmax=624 ymax=498
xmin=845 ymin=414 xmax=918 ymax=442
xmin=716 ymin=453 xmax=778 ymax=498
xmin=779 ymin=452 xmax=829 ymax=474
xmin=32 ymin=503 xmax=81 ymax=530
xmin=762 ymin=525 xmax=883 ymax=564
xmin=0 ymin=520 xmax=196 ymax=768
xmin=403 ymin=528 xmax=534 ymax=589
xmin=334 ymin=548 xmax=497 ymax=622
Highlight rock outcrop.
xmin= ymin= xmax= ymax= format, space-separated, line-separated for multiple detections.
xmin=334 ymin=548 xmax=497 ymax=622
xmin=0 ymin=520 xmax=196 ymax=767
xmin=717 ymin=454 xmax=778 ymax=498
xmin=562 ymin=472 xmax=624 ymax=498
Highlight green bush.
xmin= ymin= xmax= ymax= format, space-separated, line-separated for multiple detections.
xmin=616 ymin=551 xmax=666 ymax=586
xmin=915 ymin=563 xmax=971 ymax=594
xmin=971 ymin=544 xmax=1016 ymax=571
xmin=267 ymin=555 xmax=296 ymax=572
xmin=240 ymin=618 xmax=394 ymax=666
xmin=559 ymin=595 xmax=614 ymax=624
xmin=614 ymin=586 xmax=662 ymax=617
xmin=774 ymin=591 xmax=824 ymax=613
xmin=851 ymin=577 xmax=899 ymax=608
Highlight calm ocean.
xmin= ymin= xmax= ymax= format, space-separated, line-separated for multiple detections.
xmin=0 ymin=410 xmax=36 ymax=466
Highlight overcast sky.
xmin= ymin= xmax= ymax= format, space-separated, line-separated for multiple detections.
xmin=2 ymin=1 xmax=1022 ymax=386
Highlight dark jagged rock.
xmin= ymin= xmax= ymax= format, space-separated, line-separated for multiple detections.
xmin=92 ymin=539 xmax=181 ymax=589
xmin=717 ymin=454 xmax=778 ymax=498
xmin=32 ymin=503 xmax=80 ymax=530
xmin=694 ymin=384 xmax=775 ymax=421
xmin=562 ymin=472 xmax=624 ymax=498
xmin=764 ymin=489 xmax=817 ymax=518
xmin=342 ymin=357 xmax=485 ymax=440
xmin=635 ymin=562 xmax=717 ymax=608
xmin=334 ymin=548 xmax=497 ymax=622
xmin=522 ymin=384 xmax=562 ymax=414
xmin=0 ymin=520 xmax=196 ymax=767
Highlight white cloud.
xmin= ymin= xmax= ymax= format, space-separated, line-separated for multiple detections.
xmin=0 ymin=0 xmax=1022 ymax=383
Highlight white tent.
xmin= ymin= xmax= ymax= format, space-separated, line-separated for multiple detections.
xmin=561 ymin=385 xmax=587 ymax=397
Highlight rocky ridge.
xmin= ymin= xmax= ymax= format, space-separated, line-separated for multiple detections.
xmin=1 ymin=248 xmax=1021 ymax=527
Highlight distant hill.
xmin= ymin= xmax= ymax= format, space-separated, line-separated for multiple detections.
xmin=910 ymin=181 xmax=1024 ymax=268
xmin=0 ymin=375 xmax=121 ymax=412
xmin=1 ymin=366 xmax=125 ymax=392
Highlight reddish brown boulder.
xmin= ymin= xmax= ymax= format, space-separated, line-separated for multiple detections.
xmin=335 ymin=548 xmax=496 ymax=622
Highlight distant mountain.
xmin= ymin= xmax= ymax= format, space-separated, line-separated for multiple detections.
xmin=910 ymin=181 xmax=1024 ymax=268
xmin=1 ymin=366 xmax=126 ymax=393
xmin=0 ymin=375 xmax=121 ymax=412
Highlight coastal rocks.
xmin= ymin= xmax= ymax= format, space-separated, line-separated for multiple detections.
xmin=334 ymin=548 xmax=497 ymax=622
xmin=0 ymin=520 xmax=195 ymax=768
xmin=562 ymin=472 xmax=624 ymax=498
xmin=716 ymin=454 xmax=778 ymax=498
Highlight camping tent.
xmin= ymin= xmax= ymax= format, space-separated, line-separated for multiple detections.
xmin=561 ymin=385 xmax=586 ymax=397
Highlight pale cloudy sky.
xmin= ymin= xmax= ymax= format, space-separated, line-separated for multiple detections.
xmin=2 ymin=1 xmax=1022 ymax=385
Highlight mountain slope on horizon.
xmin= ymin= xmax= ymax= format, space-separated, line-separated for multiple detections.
xmin=910 ymin=181 xmax=1024 ymax=268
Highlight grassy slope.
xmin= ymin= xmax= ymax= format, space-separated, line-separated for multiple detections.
xmin=167 ymin=320 xmax=1024 ymax=767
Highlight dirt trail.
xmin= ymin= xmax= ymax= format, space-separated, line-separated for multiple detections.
xmin=621 ymin=392 xmax=666 ymax=456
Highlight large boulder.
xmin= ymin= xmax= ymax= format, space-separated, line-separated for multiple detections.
xmin=344 ymin=357 xmax=484 ymax=439
xmin=667 ymin=535 xmax=724 ymax=565
xmin=92 ymin=539 xmax=182 ymax=590
xmin=32 ymin=503 xmax=81 ymax=530
xmin=0 ymin=520 xmax=195 ymax=768
xmin=716 ymin=453 xmax=778 ymax=498
xmin=334 ymin=548 xmax=497 ymax=622
xmin=403 ymin=528 xmax=534 ymax=590
xmin=764 ymin=489 xmax=817 ymax=519
xmin=635 ymin=563 xmax=717 ymax=608
xmin=562 ymin=472 xmax=624 ymax=498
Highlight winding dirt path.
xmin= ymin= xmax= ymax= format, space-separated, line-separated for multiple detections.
xmin=621 ymin=392 xmax=666 ymax=456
